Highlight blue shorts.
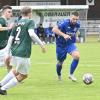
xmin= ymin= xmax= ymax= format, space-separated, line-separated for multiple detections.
xmin=56 ymin=43 xmax=78 ymax=62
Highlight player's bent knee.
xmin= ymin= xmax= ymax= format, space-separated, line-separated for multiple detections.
xmin=74 ymin=54 xmax=80 ymax=59
xmin=20 ymin=74 xmax=28 ymax=79
xmin=16 ymin=74 xmax=28 ymax=82
xmin=57 ymin=61 xmax=63 ymax=66
xmin=72 ymin=51 xmax=80 ymax=59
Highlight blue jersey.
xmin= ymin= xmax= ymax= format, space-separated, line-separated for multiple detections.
xmin=56 ymin=19 xmax=80 ymax=47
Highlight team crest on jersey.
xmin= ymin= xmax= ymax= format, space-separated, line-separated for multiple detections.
xmin=74 ymin=27 xmax=77 ymax=32
xmin=67 ymin=26 xmax=71 ymax=29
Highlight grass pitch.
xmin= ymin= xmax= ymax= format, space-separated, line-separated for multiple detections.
xmin=0 ymin=36 xmax=100 ymax=100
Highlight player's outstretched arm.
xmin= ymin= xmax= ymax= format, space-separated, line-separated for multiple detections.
xmin=0 ymin=23 xmax=14 ymax=31
xmin=28 ymin=29 xmax=46 ymax=53
xmin=52 ymin=26 xmax=71 ymax=40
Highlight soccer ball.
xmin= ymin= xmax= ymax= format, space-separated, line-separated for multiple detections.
xmin=83 ymin=73 xmax=93 ymax=85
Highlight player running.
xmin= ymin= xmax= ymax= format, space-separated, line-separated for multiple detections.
xmin=52 ymin=11 xmax=80 ymax=82
xmin=0 ymin=6 xmax=46 ymax=95
xmin=0 ymin=5 xmax=13 ymax=67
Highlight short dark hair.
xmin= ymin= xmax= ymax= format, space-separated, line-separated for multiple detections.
xmin=21 ymin=7 xmax=32 ymax=16
xmin=2 ymin=5 xmax=12 ymax=11
xmin=72 ymin=11 xmax=79 ymax=16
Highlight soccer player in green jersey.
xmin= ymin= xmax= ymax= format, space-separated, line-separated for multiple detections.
xmin=0 ymin=7 xmax=46 ymax=95
xmin=0 ymin=5 xmax=13 ymax=67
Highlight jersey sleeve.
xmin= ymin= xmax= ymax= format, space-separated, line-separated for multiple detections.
xmin=28 ymin=20 xmax=35 ymax=30
xmin=57 ymin=20 xmax=66 ymax=30
xmin=0 ymin=18 xmax=5 ymax=26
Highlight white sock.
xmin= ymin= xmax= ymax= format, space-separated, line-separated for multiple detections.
xmin=1 ymin=77 xmax=18 ymax=90
xmin=0 ymin=70 xmax=15 ymax=86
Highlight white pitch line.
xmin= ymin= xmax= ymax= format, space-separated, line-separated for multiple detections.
xmin=31 ymin=62 xmax=100 ymax=66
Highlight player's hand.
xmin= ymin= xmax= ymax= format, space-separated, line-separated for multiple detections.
xmin=4 ymin=53 xmax=11 ymax=63
xmin=8 ymin=23 xmax=14 ymax=30
xmin=76 ymin=37 xmax=80 ymax=43
xmin=63 ymin=34 xmax=71 ymax=40
xmin=41 ymin=46 xmax=46 ymax=53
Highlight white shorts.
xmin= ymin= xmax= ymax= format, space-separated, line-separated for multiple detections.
xmin=0 ymin=48 xmax=6 ymax=66
xmin=10 ymin=56 xmax=30 ymax=75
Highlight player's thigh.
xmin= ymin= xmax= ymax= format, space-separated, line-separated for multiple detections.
xmin=67 ymin=43 xmax=80 ymax=59
xmin=0 ymin=48 xmax=7 ymax=66
xmin=4 ymin=55 xmax=12 ymax=65
xmin=11 ymin=56 xmax=30 ymax=75
xmin=10 ymin=56 xmax=17 ymax=67
xmin=56 ymin=46 xmax=67 ymax=62
xmin=17 ymin=57 xmax=30 ymax=75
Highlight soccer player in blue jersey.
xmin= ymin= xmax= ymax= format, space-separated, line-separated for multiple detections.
xmin=52 ymin=12 xmax=80 ymax=82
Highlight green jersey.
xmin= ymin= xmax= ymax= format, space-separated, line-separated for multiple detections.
xmin=0 ymin=17 xmax=9 ymax=49
xmin=11 ymin=18 xmax=35 ymax=58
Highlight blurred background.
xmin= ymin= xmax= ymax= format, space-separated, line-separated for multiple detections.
xmin=0 ymin=0 xmax=100 ymax=43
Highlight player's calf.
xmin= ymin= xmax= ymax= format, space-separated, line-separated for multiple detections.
xmin=56 ymin=61 xmax=63 ymax=80
xmin=69 ymin=51 xmax=80 ymax=82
